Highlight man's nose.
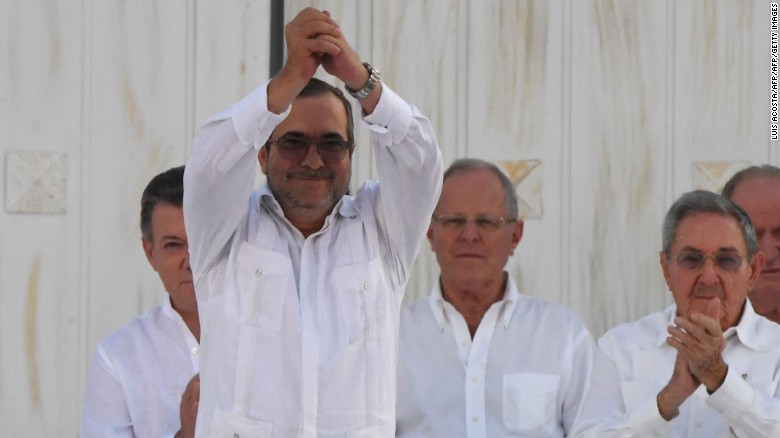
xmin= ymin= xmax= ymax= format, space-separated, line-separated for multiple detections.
xmin=459 ymin=220 xmax=481 ymax=241
xmin=697 ymin=257 xmax=720 ymax=285
xmin=300 ymin=144 xmax=325 ymax=169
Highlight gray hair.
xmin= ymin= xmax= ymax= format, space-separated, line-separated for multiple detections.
xmin=722 ymin=164 xmax=780 ymax=199
xmin=662 ymin=190 xmax=758 ymax=259
xmin=442 ymin=158 xmax=519 ymax=220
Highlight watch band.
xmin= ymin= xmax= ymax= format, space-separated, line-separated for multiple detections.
xmin=345 ymin=62 xmax=381 ymax=100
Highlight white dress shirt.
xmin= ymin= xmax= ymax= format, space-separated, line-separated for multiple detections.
xmin=571 ymin=301 xmax=780 ymax=437
xmin=183 ymin=81 xmax=442 ymax=438
xmin=396 ymin=275 xmax=595 ymax=438
xmin=81 ymin=296 xmax=200 ymax=438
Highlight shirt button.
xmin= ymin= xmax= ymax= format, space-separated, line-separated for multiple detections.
xmin=472 ymin=416 xmax=479 ymax=422
xmin=363 ymin=282 xmax=371 ymax=290
xmin=191 ymin=347 xmax=198 ymax=354
xmin=255 ymin=269 xmax=263 ymax=277
xmin=233 ymin=434 xmax=239 ymax=438
xmin=470 ymin=375 xmax=478 ymax=383
xmin=695 ymin=421 xmax=703 ymax=428
xmin=459 ymin=341 xmax=467 ymax=348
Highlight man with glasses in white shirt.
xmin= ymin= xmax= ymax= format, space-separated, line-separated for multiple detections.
xmin=572 ymin=190 xmax=780 ymax=437
xmin=396 ymin=158 xmax=594 ymax=437
xmin=184 ymin=7 xmax=442 ymax=437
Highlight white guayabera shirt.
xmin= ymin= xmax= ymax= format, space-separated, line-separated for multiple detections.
xmin=184 ymin=81 xmax=442 ymax=438
xmin=572 ymin=301 xmax=780 ymax=437
xmin=396 ymin=275 xmax=595 ymax=438
xmin=81 ymin=296 xmax=200 ymax=438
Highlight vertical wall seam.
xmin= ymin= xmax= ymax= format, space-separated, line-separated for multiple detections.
xmin=77 ymin=0 xmax=93 ymax=415
xmin=561 ymin=0 xmax=572 ymax=309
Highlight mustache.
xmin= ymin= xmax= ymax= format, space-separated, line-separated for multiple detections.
xmin=691 ymin=284 xmax=724 ymax=298
xmin=286 ymin=169 xmax=335 ymax=179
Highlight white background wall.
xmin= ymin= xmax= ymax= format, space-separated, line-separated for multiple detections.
xmin=0 ymin=0 xmax=776 ymax=435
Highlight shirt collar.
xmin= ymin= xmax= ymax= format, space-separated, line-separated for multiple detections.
xmin=733 ymin=299 xmax=764 ymax=351
xmin=160 ymin=293 xmax=177 ymax=319
xmin=427 ymin=272 xmax=520 ymax=330
xmin=657 ymin=300 xmax=763 ymax=350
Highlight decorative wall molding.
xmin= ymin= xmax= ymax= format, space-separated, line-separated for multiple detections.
xmin=5 ymin=151 xmax=67 ymax=215
xmin=692 ymin=160 xmax=751 ymax=193
xmin=501 ymin=159 xmax=543 ymax=220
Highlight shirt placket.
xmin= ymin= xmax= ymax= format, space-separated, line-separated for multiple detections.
xmin=300 ymin=237 xmax=319 ymax=437
xmin=448 ymin=303 xmax=502 ymax=438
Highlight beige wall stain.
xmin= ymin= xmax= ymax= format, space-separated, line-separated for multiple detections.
xmin=26 ymin=256 xmax=42 ymax=410
xmin=123 ymin=75 xmax=145 ymax=139
xmin=489 ymin=0 xmax=549 ymax=145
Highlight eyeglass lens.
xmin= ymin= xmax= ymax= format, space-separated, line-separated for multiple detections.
xmin=675 ymin=251 xmax=743 ymax=272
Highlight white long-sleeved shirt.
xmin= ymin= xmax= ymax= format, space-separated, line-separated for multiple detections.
xmin=571 ymin=301 xmax=780 ymax=437
xmin=183 ymin=81 xmax=442 ymax=438
xmin=81 ymin=296 xmax=200 ymax=438
xmin=396 ymin=275 xmax=595 ymax=437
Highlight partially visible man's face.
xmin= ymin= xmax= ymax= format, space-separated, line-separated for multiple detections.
xmin=728 ymin=176 xmax=780 ymax=319
xmin=660 ymin=212 xmax=763 ymax=330
xmin=428 ymin=169 xmax=523 ymax=294
xmin=259 ymin=93 xmax=354 ymax=218
xmin=142 ymin=203 xmax=195 ymax=316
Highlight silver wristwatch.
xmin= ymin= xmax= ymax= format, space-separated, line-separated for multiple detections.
xmin=345 ymin=62 xmax=381 ymax=100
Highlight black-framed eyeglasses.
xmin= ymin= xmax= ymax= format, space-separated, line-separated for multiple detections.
xmin=268 ymin=134 xmax=352 ymax=164
xmin=432 ymin=214 xmax=516 ymax=233
xmin=673 ymin=250 xmax=746 ymax=272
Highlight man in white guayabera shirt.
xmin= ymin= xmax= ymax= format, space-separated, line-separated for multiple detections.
xmin=82 ymin=166 xmax=200 ymax=438
xmin=572 ymin=190 xmax=780 ymax=437
xmin=396 ymin=158 xmax=595 ymax=437
xmin=183 ymin=7 xmax=442 ymax=437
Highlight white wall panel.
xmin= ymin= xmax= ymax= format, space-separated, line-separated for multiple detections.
xmin=0 ymin=0 xmax=84 ymax=435
xmin=673 ymin=0 xmax=770 ymax=187
xmin=570 ymin=0 xmax=670 ymax=334
xmin=194 ymin=0 xmax=272 ymax=128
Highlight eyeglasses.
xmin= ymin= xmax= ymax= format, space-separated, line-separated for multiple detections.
xmin=269 ymin=134 xmax=352 ymax=164
xmin=673 ymin=250 xmax=746 ymax=272
xmin=432 ymin=214 xmax=516 ymax=232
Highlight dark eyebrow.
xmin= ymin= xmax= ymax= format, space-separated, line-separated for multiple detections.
xmin=160 ymin=235 xmax=185 ymax=242
xmin=278 ymin=131 xmax=306 ymax=139
xmin=319 ymin=132 xmax=347 ymax=140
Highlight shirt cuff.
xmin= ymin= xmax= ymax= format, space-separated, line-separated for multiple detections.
xmin=707 ymin=367 xmax=753 ymax=419
xmin=231 ymin=80 xmax=291 ymax=147
xmin=360 ymin=82 xmax=414 ymax=145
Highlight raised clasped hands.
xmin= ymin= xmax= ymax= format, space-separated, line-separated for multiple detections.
xmin=658 ymin=298 xmax=728 ymax=420
xmin=284 ymin=9 xmax=365 ymax=85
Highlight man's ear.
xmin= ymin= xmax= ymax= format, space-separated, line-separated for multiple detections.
xmin=142 ymin=237 xmax=157 ymax=270
xmin=258 ymin=144 xmax=269 ymax=174
xmin=747 ymin=251 xmax=766 ymax=290
xmin=510 ymin=220 xmax=524 ymax=254
xmin=426 ymin=225 xmax=435 ymax=250
xmin=659 ymin=250 xmax=672 ymax=289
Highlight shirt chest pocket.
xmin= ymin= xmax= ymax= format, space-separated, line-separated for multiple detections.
xmin=332 ymin=257 xmax=388 ymax=345
xmin=235 ymin=242 xmax=291 ymax=330
xmin=503 ymin=372 xmax=560 ymax=436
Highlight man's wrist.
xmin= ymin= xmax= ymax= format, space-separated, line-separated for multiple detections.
xmin=704 ymin=363 xmax=728 ymax=394
xmin=345 ymin=63 xmax=381 ymax=100
xmin=657 ymin=384 xmax=687 ymax=421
